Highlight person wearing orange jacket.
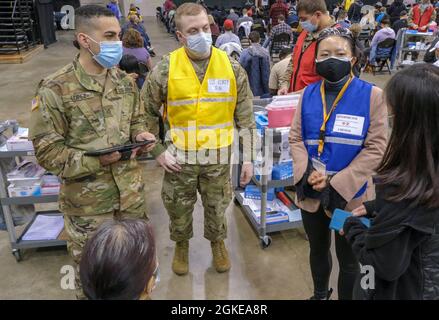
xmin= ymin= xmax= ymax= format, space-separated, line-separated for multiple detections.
xmin=278 ymin=0 xmax=335 ymax=95
xmin=408 ymin=0 xmax=437 ymax=31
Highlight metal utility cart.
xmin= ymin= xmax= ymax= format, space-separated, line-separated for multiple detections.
xmin=396 ymin=29 xmax=437 ymax=69
xmin=232 ymin=99 xmax=302 ymax=249
xmin=0 ymin=124 xmax=65 ymax=262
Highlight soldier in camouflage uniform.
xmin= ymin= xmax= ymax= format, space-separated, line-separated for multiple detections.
xmin=29 ymin=5 xmax=156 ymax=299
xmin=142 ymin=3 xmax=256 ymax=276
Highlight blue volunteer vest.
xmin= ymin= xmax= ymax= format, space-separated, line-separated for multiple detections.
xmin=301 ymin=77 xmax=372 ymax=198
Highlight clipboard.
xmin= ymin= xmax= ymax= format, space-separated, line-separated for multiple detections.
xmin=84 ymin=140 xmax=154 ymax=161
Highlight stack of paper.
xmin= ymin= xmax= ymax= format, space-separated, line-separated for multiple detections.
xmin=22 ymin=214 xmax=64 ymax=241
xmin=241 ymin=193 xmax=302 ymax=225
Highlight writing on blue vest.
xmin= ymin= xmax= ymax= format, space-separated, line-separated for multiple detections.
xmin=301 ymin=77 xmax=372 ymax=199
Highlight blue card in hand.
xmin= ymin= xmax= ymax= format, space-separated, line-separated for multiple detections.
xmin=329 ymin=209 xmax=370 ymax=231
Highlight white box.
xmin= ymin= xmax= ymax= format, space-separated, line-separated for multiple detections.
xmin=8 ymin=182 xmax=42 ymax=197
xmin=41 ymin=186 xmax=60 ymax=195
xmin=7 ymin=161 xmax=45 ymax=186
xmin=6 ymin=136 xmax=34 ymax=151
xmin=41 ymin=174 xmax=60 ymax=195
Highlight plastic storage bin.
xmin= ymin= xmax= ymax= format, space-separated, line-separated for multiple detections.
xmin=267 ymin=106 xmax=296 ymax=128
xmin=272 ymin=161 xmax=293 ymax=180
xmin=245 ymin=185 xmax=275 ymax=201
xmin=266 ymin=95 xmax=300 ymax=128
xmin=255 ymin=112 xmax=268 ymax=136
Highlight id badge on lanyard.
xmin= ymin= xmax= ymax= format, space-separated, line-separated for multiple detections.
xmin=314 ymin=76 xmax=353 ymax=177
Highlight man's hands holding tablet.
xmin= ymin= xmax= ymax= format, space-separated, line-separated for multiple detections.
xmin=134 ymin=131 xmax=157 ymax=155
xmin=85 ymin=132 xmax=156 ymax=166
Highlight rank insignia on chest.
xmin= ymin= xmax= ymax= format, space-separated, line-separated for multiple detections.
xmin=116 ymin=86 xmax=133 ymax=94
xmin=71 ymin=92 xmax=94 ymax=102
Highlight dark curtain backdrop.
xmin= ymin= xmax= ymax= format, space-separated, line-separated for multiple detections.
xmin=35 ymin=0 xmax=56 ymax=46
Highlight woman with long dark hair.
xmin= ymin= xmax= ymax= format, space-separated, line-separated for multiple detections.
xmin=342 ymin=64 xmax=439 ymax=300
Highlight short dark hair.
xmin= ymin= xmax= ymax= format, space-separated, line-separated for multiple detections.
xmin=400 ymin=10 xmax=407 ymax=17
xmin=297 ymin=0 xmax=327 ymax=15
xmin=249 ymin=30 xmax=260 ymax=43
xmin=279 ymin=46 xmax=293 ymax=60
xmin=80 ymin=218 xmax=156 ymax=300
xmin=377 ymin=64 xmax=439 ymax=208
xmin=381 ymin=16 xmax=391 ymax=26
xmin=119 ymin=54 xmax=140 ymax=74
xmin=75 ymin=5 xmax=115 ymax=29
xmin=119 ymin=54 xmax=149 ymax=75
xmin=73 ymin=5 xmax=115 ymax=49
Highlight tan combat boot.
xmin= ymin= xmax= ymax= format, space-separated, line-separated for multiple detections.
xmin=211 ymin=240 xmax=231 ymax=273
xmin=172 ymin=240 xmax=189 ymax=276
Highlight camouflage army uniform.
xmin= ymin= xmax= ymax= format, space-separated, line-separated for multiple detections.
xmin=29 ymin=54 xmax=148 ymax=298
xmin=141 ymin=51 xmax=256 ymax=242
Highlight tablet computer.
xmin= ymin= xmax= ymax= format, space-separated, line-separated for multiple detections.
xmin=84 ymin=140 xmax=155 ymax=160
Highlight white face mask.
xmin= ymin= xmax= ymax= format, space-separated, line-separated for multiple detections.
xmin=184 ymin=32 xmax=212 ymax=56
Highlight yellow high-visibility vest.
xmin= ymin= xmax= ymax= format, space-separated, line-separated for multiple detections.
xmin=167 ymin=47 xmax=237 ymax=150
xmin=344 ymin=0 xmax=354 ymax=11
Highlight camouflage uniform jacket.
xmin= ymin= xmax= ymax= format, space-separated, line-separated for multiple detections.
xmin=141 ymin=49 xmax=256 ymax=164
xmin=29 ymin=55 xmax=147 ymax=216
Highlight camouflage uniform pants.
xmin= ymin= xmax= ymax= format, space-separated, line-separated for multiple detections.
xmin=64 ymin=204 xmax=147 ymax=299
xmin=161 ymin=164 xmax=232 ymax=242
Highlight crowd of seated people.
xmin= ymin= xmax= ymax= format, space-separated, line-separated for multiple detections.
xmin=153 ymin=0 xmax=438 ymax=97
xmin=329 ymin=0 xmax=438 ymax=71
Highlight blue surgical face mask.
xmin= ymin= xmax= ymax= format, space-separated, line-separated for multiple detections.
xmin=185 ymin=32 xmax=212 ymax=56
xmin=87 ymin=36 xmax=123 ymax=69
xmin=300 ymin=19 xmax=318 ymax=33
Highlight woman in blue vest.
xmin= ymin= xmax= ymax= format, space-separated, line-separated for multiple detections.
xmin=289 ymin=27 xmax=388 ymax=300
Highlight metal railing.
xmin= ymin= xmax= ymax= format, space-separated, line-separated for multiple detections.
xmin=11 ymin=0 xmax=20 ymax=53
xmin=7 ymin=0 xmax=30 ymax=54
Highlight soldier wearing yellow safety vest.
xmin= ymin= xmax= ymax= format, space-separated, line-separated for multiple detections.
xmin=142 ymin=3 xmax=256 ymax=276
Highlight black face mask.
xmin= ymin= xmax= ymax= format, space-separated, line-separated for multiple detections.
xmin=316 ymin=57 xmax=352 ymax=83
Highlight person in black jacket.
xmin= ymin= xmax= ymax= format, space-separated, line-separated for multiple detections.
xmin=342 ymin=64 xmax=439 ymax=300
xmin=387 ymin=0 xmax=406 ymax=25
xmin=348 ymin=0 xmax=363 ymax=23
xmin=392 ymin=10 xmax=408 ymax=35
xmin=424 ymin=37 xmax=439 ymax=63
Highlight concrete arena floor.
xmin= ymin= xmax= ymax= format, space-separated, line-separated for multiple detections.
xmin=0 ymin=17 xmax=391 ymax=300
